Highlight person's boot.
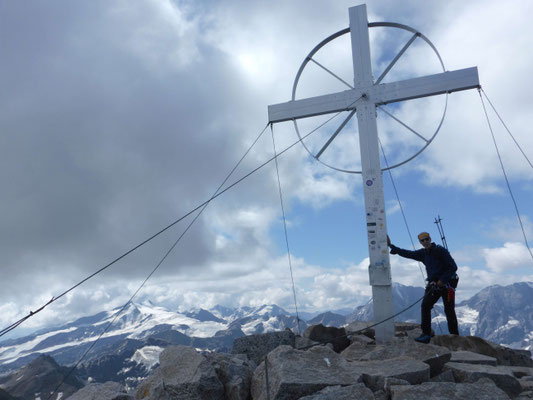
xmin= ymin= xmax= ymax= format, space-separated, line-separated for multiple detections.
xmin=414 ymin=334 xmax=431 ymax=344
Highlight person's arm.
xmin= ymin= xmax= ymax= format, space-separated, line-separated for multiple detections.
xmin=387 ymin=236 xmax=424 ymax=262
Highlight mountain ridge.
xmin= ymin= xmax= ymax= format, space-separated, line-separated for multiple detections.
xmin=0 ymin=281 xmax=531 ymax=392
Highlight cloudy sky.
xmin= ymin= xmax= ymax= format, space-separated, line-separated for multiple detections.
xmin=1 ymin=0 xmax=533 ymax=338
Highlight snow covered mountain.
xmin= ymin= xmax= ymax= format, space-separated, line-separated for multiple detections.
xmin=455 ymin=282 xmax=533 ymax=350
xmin=346 ymin=282 xmax=533 ymax=351
xmin=0 ymin=281 xmax=531 ymax=393
xmin=0 ymin=302 xmax=305 ymax=390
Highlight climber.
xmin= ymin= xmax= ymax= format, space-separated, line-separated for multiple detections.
xmin=387 ymin=232 xmax=459 ymax=343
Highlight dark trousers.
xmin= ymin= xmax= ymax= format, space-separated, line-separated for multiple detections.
xmin=421 ymin=285 xmax=459 ymax=335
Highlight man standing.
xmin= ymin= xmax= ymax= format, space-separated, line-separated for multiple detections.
xmin=388 ymin=232 xmax=459 ymax=343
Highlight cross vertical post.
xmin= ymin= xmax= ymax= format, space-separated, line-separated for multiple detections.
xmin=349 ymin=4 xmax=394 ymax=342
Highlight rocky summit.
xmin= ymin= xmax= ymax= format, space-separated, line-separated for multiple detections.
xmin=59 ymin=322 xmax=533 ymax=399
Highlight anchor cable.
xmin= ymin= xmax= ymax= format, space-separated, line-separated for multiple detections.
xmin=270 ymin=123 xmax=301 ymax=335
xmin=480 ymin=88 xmax=533 ymax=171
xmin=478 ymin=89 xmax=533 ymax=263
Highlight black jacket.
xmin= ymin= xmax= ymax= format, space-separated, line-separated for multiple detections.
xmin=389 ymin=242 xmax=457 ymax=284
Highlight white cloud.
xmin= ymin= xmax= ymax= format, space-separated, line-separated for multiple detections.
xmin=483 ymin=242 xmax=533 ymax=273
xmin=1 ymin=0 xmax=533 ymax=339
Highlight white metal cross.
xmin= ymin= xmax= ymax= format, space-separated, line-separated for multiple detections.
xmin=268 ymin=4 xmax=479 ymax=341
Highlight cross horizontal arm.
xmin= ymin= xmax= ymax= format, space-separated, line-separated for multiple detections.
xmin=372 ymin=67 xmax=479 ymax=105
xmin=268 ymin=89 xmax=363 ymax=123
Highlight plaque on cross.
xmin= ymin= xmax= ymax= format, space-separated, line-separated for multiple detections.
xmin=268 ymin=4 xmax=479 ymax=341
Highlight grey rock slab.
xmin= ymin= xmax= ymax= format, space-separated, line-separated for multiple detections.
xmin=298 ymin=384 xmax=374 ymax=399
xmin=357 ymin=338 xmax=451 ymax=376
xmin=444 ymin=361 xmax=522 ymax=397
xmin=390 ymin=379 xmax=510 ymax=399
xmin=232 ymin=330 xmax=295 ymax=365
xmin=251 ymin=345 xmax=363 ymax=400
xmin=350 ymin=357 xmax=430 ymax=391
xmin=517 ymin=390 xmax=533 ymax=399
xmin=69 ymin=382 xmax=131 ymax=400
xmin=451 ymin=350 xmax=498 ymax=366
xmin=433 ymin=335 xmax=533 ymax=367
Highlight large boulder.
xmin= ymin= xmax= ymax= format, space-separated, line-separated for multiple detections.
xmin=444 ymin=362 xmax=522 ymax=397
xmin=298 ymin=384 xmax=374 ymax=399
xmin=390 ymin=379 xmax=510 ymax=399
xmin=432 ymin=335 xmax=533 ymax=367
xmin=68 ymin=382 xmax=132 ymax=400
xmin=135 ymin=345 xmax=224 ymax=399
xmin=232 ymin=330 xmax=295 ymax=365
xmin=250 ymin=345 xmax=363 ymax=400
xmin=302 ymin=324 xmax=350 ymax=353
xmin=357 ymin=338 xmax=451 ymax=376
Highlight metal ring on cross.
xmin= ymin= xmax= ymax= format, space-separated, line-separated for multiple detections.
xmin=292 ymin=22 xmax=448 ymax=174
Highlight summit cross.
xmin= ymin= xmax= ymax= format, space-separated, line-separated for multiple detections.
xmin=268 ymin=4 xmax=479 ymax=341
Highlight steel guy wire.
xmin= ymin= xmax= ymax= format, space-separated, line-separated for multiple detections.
xmin=2 ymin=98 xmax=362 ymax=338
xmin=478 ymin=89 xmax=533 ymax=264
xmin=270 ymin=123 xmax=301 ymax=335
xmin=480 ymin=88 xmax=533 ymax=171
